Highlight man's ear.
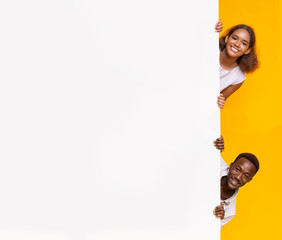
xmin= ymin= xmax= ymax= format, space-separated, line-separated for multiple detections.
xmin=229 ymin=162 xmax=234 ymax=169
xmin=244 ymin=48 xmax=252 ymax=55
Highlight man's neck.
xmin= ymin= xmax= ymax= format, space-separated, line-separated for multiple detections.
xmin=221 ymin=176 xmax=235 ymax=200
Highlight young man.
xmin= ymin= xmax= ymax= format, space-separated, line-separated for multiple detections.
xmin=213 ymin=136 xmax=259 ymax=226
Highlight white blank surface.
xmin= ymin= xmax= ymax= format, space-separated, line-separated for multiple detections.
xmin=0 ymin=1 xmax=219 ymax=239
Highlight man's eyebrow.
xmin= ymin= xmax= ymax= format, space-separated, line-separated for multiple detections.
xmin=240 ymin=167 xmax=252 ymax=176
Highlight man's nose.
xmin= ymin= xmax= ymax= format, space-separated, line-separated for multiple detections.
xmin=234 ymin=173 xmax=241 ymax=182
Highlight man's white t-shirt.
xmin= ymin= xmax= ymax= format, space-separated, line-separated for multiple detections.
xmin=220 ymin=65 xmax=246 ymax=91
xmin=220 ymin=157 xmax=239 ymax=227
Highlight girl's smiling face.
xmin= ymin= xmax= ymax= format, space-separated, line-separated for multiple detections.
xmin=225 ymin=29 xmax=251 ymax=58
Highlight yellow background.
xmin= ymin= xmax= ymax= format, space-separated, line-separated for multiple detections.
xmin=220 ymin=0 xmax=282 ymax=239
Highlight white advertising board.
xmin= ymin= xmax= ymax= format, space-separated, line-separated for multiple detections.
xmin=0 ymin=1 xmax=219 ymax=239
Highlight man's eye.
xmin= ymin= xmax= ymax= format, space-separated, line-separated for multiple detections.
xmin=235 ymin=168 xmax=240 ymax=172
xmin=244 ymin=174 xmax=249 ymax=179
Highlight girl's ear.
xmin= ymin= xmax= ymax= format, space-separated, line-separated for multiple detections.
xmin=244 ymin=48 xmax=252 ymax=55
xmin=225 ymin=35 xmax=229 ymax=43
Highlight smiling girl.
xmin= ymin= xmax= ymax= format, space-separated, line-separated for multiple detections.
xmin=215 ymin=21 xmax=259 ymax=108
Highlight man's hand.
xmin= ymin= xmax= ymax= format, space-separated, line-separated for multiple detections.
xmin=214 ymin=20 xmax=223 ymax=33
xmin=213 ymin=136 xmax=224 ymax=152
xmin=217 ymin=94 xmax=226 ymax=109
xmin=213 ymin=203 xmax=225 ymax=219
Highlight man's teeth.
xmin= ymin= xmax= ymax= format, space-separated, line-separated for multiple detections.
xmin=231 ymin=178 xmax=239 ymax=184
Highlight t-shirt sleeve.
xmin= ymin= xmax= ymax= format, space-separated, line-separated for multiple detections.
xmin=231 ymin=68 xmax=246 ymax=85
xmin=221 ymin=196 xmax=237 ymax=227
xmin=221 ymin=214 xmax=235 ymax=227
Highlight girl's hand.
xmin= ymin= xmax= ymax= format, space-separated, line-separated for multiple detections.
xmin=213 ymin=203 xmax=225 ymax=219
xmin=214 ymin=20 xmax=223 ymax=33
xmin=217 ymin=94 xmax=225 ymax=109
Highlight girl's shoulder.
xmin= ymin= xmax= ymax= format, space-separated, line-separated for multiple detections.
xmin=220 ymin=65 xmax=245 ymax=77
xmin=232 ymin=66 xmax=246 ymax=79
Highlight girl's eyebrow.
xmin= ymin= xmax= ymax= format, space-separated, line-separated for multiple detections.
xmin=233 ymin=34 xmax=249 ymax=44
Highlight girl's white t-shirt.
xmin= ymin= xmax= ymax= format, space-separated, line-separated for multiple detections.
xmin=220 ymin=65 xmax=246 ymax=91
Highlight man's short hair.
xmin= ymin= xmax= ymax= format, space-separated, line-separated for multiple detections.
xmin=234 ymin=153 xmax=259 ymax=174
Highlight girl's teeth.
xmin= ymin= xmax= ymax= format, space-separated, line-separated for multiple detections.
xmin=231 ymin=46 xmax=238 ymax=52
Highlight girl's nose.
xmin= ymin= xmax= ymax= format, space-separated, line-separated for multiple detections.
xmin=234 ymin=41 xmax=240 ymax=47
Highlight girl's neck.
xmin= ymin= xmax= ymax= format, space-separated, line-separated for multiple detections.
xmin=220 ymin=48 xmax=239 ymax=71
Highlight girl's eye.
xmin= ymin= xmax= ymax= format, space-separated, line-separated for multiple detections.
xmin=232 ymin=36 xmax=237 ymax=40
xmin=242 ymin=42 xmax=247 ymax=46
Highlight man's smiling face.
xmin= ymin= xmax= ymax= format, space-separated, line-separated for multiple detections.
xmin=227 ymin=157 xmax=257 ymax=189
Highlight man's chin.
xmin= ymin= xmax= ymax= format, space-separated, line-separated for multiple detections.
xmin=228 ymin=184 xmax=238 ymax=190
xmin=227 ymin=179 xmax=240 ymax=189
